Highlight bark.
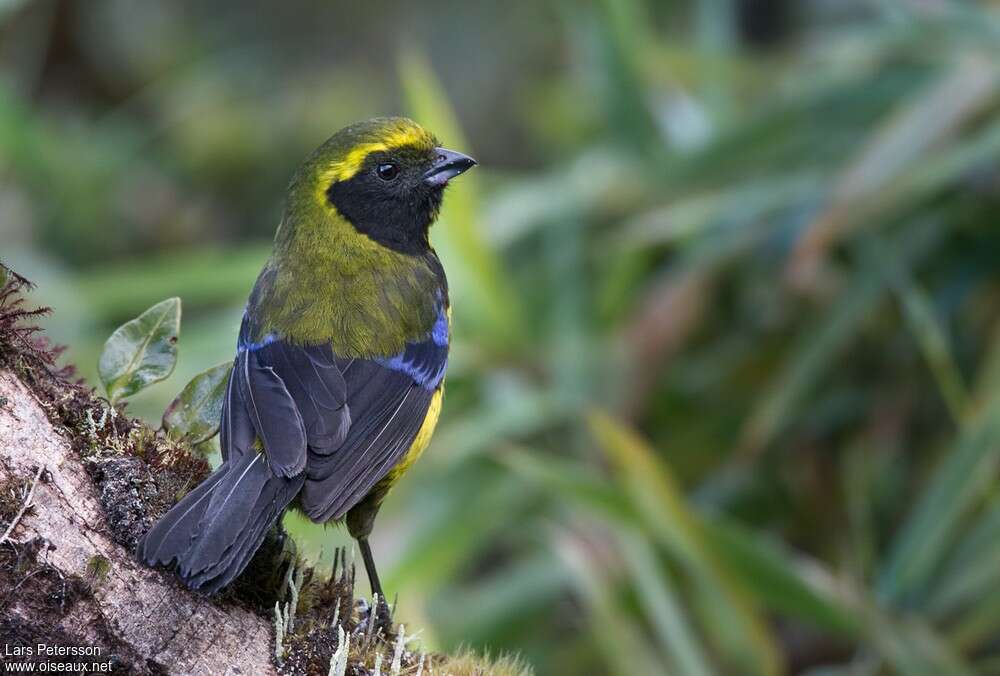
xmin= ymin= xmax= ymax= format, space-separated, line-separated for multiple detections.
xmin=0 ymin=369 xmax=276 ymax=675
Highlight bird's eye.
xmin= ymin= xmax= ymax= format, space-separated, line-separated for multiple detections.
xmin=376 ymin=163 xmax=399 ymax=181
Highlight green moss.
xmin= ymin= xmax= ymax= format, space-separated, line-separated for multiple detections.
xmin=435 ymin=649 xmax=535 ymax=676
xmin=86 ymin=555 xmax=112 ymax=583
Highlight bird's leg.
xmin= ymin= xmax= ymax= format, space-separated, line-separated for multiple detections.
xmin=358 ymin=537 xmax=383 ymax=599
xmin=357 ymin=537 xmax=393 ymax=631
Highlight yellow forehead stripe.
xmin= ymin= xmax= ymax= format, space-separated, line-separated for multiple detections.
xmin=318 ymin=124 xmax=435 ymax=187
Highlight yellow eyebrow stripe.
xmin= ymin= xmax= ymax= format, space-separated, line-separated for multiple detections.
xmin=318 ymin=126 xmax=433 ymax=186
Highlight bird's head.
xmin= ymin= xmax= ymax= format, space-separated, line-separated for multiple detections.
xmin=287 ymin=117 xmax=476 ymax=255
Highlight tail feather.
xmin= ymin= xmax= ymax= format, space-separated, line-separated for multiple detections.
xmin=188 ymin=488 xmax=289 ymax=593
xmin=139 ymin=451 xmax=302 ymax=593
xmin=187 ymin=471 xmax=302 ymax=593
xmin=180 ymin=453 xmax=271 ymax=578
xmin=140 ymin=467 xmax=230 ymax=566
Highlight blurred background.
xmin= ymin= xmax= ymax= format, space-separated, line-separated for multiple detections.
xmin=4 ymin=0 xmax=1000 ymax=673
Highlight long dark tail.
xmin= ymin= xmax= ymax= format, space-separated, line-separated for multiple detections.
xmin=139 ymin=451 xmax=303 ymax=594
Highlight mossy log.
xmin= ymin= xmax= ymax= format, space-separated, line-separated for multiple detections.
xmin=0 ymin=369 xmax=276 ymax=675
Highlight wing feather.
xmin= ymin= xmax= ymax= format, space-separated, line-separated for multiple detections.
xmin=224 ymin=303 xmax=448 ymax=523
xmin=299 ymin=309 xmax=448 ymax=522
xmin=301 ymin=369 xmax=433 ymax=522
xmin=260 ymin=342 xmax=350 ymax=454
xmin=219 ymin=354 xmax=255 ymax=463
xmin=240 ymin=350 xmax=308 ymax=477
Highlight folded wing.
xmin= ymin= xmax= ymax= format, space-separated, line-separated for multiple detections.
xmin=227 ymin=307 xmax=448 ymax=523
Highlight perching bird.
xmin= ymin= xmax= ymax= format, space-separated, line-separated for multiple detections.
xmin=140 ymin=117 xmax=475 ymax=597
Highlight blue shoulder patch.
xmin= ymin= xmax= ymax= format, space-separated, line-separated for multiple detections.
xmin=375 ymin=304 xmax=449 ymax=390
xmin=238 ymin=333 xmax=278 ymax=353
xmin=236 ymin=311 xmax=278 ymax=353
xmin=431 ymin=305 xmax=449 ymax=346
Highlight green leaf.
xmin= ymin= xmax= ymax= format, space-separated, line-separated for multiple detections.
xmin=619 ymin=530 xmax=716 ymax=676
xmin=792 ymin=57 xmax=998 ymax=264
xmin=504 ymin=446 xmax=863 ymax=640
xmin=930 ymin=494 xmax=1000 ymax=618
xmin=971 ymin=318 xmax=1000 ymax=411
xmin=740 ymin=221 xmax=942 ymax=454
xmin=864 ymin=607 xmax=977 ymax=676
xmin=739 ymin=264 xmax=884 ymax=454
xmin=162 ymin=361 xmax=233 ymax=444
xmin=588 ymin=411 xmax=783 ymax=676
xmin=948 ymin=587 xmax=1000 ymax=654
xmin=558 ymin=526 xmax=671 ymax=676
xmin=877 ymin=393 xmax=1000 ymax=604
xmin=432 ymin=389 xmax=574 ymax=467
xmin=385 ymin=471 xmax=530 ymax=593
xmin=590 ymin=0 xmax=664 ymax=154
xmin=884 ymin=246 xmax=968 ymax=423
xmin=701 ymin=519 xmax=861 ymax=638
xmin=98 ymin=297 xmax=181 ymax=404
xmin=618 ymin=173 xmax=823 ymax=249
xmin=500 ymin=447 xmax=635 ymax=523
xmin=431 ymin=550 xmax=568 ymax=647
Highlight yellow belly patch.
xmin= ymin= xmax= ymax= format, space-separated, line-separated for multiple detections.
xmin=385 ymin=386 xmax=443 ymax=486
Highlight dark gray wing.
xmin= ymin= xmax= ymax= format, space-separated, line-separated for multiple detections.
xmin=300 ymin=359 xmax=436 ymax=522
xmin=300 ymin=306 xmax=449 ymax=522
xmin=222 ymin=319 xmax=351 ymax=476
xmin=226 ymin=305 xmax=447 ymax=523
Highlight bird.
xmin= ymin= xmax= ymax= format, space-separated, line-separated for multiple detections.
xmin=139 ymin=117 xmax=475 ymax=598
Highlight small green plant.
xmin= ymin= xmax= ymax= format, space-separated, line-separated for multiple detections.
xmin=86 ymin=554 xmax=111 ymax=582
xmin=98 ymin=298 xmax=229 ymax=444
xmin=98 ymin=297 xmax=180 ymax=405
xmin=161 ymin=361 xmax=233 ymax=444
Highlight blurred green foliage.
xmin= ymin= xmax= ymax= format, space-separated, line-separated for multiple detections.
xmin=5 ymin=0 xmax=1000 ymax=673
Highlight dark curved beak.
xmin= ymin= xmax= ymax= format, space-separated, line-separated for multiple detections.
xmin=423 ymin=147 xmax=477 ymax=187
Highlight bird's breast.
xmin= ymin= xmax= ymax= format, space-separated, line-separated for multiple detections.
xmin=251 ymin=249 xmax=447 ymax=359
